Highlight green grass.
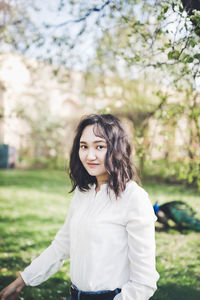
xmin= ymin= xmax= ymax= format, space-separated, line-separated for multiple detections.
xmin=0 ymin=170 xmax=200 ymax=300
xmin=143 ymin=181 xmax=200 ymax=300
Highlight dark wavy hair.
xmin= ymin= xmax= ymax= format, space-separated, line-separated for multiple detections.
xmin=69 ymin=114 xmax=140 ymax=198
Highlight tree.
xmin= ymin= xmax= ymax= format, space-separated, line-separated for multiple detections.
xmin=181 ymin=0 xmax=200 ymax=36
xmin=80 ymin=0 xmax=200 ymax=188
xmin=0 ymin=0 xmax=44 ymax=54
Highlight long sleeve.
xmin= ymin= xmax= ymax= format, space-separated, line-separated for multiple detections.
xmin=114 ymin=282 xmax=155 ymax=300
xmin=20 ymin=190 xmax=76 ymax=286
xmin=114 ymin=187 xmax=159 ymax=300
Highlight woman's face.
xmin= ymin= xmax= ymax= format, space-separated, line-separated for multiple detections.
xmin=79 ymin=124 xmax=109 ymax=183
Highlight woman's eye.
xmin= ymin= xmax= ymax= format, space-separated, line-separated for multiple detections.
xmin=80 ymin=145 xmax=87 ymax=149
xmin=97 ymin=145 xmax=104 ymax=150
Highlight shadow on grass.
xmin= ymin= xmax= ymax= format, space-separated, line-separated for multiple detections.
xmin=155 ymin=226 xmax=198 ymax=234
xmin=0 ymin=236 xmax=51 ymax=253
xmin=0 ymin=225 xmax=52 ymax=253
xmin=0 ymin=215 xmax=61 ymax=254
xmin=0 ymin=256 xmax=27 ymax=269
xmin=152 ymin=283 xmax=200 ymax=300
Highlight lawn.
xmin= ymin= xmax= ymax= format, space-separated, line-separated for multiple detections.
xmin=0 ymin=169 xmax=199 ymax=300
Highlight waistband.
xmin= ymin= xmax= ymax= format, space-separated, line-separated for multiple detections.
xmin=70 ymin=283 xmax=121 ymax=299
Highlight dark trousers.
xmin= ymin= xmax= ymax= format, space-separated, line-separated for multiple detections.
xmin=70 ymin=283 xmax=121 ymax=300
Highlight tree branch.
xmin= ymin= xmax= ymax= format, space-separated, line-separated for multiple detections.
xmin=181 ymin=0 xmax=200 ymax=37
xmin=44 ymin=0 xmax=112 ymax=28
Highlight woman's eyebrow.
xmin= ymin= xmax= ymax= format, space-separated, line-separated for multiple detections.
xmin=94 ymin=140 xmax=106 ymax=144
xmin=80 ymin=140 xmax=106 ymax=144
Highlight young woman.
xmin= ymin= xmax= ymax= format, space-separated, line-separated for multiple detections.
xmin=0 ymin=114 xmax=159 ymax=300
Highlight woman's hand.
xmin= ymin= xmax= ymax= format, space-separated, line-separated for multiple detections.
xmin=0 ymin=275 xmax=25 ymax=300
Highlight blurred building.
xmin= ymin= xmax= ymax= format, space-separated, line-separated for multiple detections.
xmin=0 ymin=52 xmax=198 ymax=167
xmin=0 ymin=53 xmax=94 ymax=165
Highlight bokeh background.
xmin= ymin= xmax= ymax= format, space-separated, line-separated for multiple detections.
xmin=0 ymin=1 xmax=200 ymax=299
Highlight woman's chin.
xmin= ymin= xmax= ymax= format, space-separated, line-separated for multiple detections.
xmin=87 ymin=170 xmax=98 ymax=176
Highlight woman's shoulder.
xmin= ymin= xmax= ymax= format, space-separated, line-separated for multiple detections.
xmin=121 ymin=180 xmax=151 ymax=208
xmin=124 ymin=180 xmax=148 ymax=198
xmin=123 ymin=181 xmax=156 ymax=220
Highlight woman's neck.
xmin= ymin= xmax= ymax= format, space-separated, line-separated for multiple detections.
xmin=95 ymin=180 xmax=108 ymax=192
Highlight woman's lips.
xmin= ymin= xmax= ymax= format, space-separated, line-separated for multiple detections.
xmin=87 ymin=163 xmax=99 ymax=167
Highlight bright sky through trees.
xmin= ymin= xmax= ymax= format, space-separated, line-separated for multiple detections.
xmin=0 ymin=0 xmax=200 ymax=89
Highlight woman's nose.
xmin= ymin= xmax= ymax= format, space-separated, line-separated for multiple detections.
xmin=87 ymin=149 xmax=96 ymax=160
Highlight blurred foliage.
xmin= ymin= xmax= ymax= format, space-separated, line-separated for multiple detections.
xmin=143 ymin=159 xmax=200 ymax=190
xmin=13 ymin=99 xmax=67 ymax=167
xmin=0 ymin=0 xmax=43 ymax=54
xmin=0 ymin=1 xmax=200 ymax=70
xmin=18 ymin=156 xmax=68 ymax=170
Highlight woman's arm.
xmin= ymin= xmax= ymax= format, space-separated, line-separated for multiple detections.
xmin=114 ymin=186 xmax=159 ymax=300
xmin=1 ymin=190 xmax=77 ymax=292
xmin=20 ymin=210 xmax=72 ymax=286
xmin=0 ymin=274 xmax=25 ymax=300
xmin=20 ymin=192 xmax=76 ymax=286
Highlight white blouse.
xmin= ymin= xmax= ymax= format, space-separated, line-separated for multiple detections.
xmin=20 ymin=181 xmax=159 ymax=300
